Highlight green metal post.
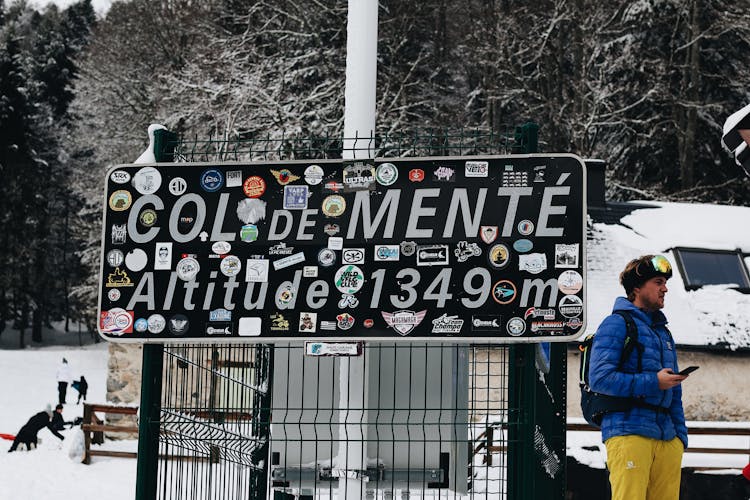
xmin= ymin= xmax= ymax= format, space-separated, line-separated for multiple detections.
xmin=135 ymin=344 xmax=164 ymax=500
xmin=507 ymin=344 xmax=538 ymax=500
xmin=507 ymin=123 xmax=567 ymax=499
xmin=513 ymin=122 xmax=539 ymax=154
xmin=134 ymin=127 xmax=176 ymax=500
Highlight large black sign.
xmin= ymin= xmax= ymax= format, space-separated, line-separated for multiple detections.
xmin=98 ymin=155 xmax=586 ymax=342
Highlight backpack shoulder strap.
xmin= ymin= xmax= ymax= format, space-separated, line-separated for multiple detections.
xmin=612 ymin=310 xmax=643 ymax=372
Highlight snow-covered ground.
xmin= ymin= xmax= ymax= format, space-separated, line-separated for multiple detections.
xmin=0 ymin=341 xmax=136 ymax=500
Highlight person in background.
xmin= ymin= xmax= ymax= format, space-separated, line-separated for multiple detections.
xmin=50 ymin=404 xmax=73 ymax=431
xmin=7 ymin=406 xmax=65 ymax=452
xmin=72 ymin=375 xmax=88 ymax=404
xmin=56 ymin=358 xmax=72 ymax=405
xmin=588 ymin=255 xmax=689 ymax=500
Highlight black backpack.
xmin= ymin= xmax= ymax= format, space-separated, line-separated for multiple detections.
xmin=579 ymin=310 xmax=644 ymax=427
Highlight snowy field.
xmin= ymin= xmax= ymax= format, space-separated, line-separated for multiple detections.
xmin=0 ymin=338 xmax=136 ymax=500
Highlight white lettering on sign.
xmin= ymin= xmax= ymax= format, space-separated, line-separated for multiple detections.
xmin=347 ymin=190 xmax=401 ymax=239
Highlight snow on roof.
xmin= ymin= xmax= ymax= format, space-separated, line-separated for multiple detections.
xmin=586 ymin=201 xmax=750 ymax=350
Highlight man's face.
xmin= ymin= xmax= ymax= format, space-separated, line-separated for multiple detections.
xmin=633 ymin=276 xmax=668 ymax=311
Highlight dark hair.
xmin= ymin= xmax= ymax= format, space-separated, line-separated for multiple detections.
xmin=619 ymin=254 xmax=671 ymax=300
xmin=55 ymin=404 xmax=63 ymax=410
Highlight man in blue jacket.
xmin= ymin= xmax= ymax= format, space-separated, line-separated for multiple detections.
xmin=589 ymin=255 xmax=689 ymax=500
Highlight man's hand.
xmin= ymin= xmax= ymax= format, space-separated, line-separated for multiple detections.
xmin=657 ymin=368 xmax=686 ymax=390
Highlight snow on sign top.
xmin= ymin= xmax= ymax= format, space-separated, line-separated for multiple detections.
xmin=98 ymin=156 xmax=586 ymax=343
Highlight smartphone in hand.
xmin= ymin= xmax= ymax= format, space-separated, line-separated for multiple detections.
xmin=677 ymin=366 xmax=699 ymax=376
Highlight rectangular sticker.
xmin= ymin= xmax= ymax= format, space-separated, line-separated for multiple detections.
xmin=305 ymin=341 xmax=363 ymax=356
xmin=465 ymin=161 xmax=488 ymax=177
xmin=238 ymin=317 xmax=262 ymax=336
xmin=374 ymin=245 xmax=399 ymax=261
xmin=554 ymin=243 xmax=579 ymax=268
xmin=283 ymin=185 xmax=309 ymax=209
xmin=245 ymin=259 xmax=269 ymax=282
xmin=471 ymin=315 xmax=503 ymax=332
xmin=342 ymin=248 xmax=365 ymax=265
xmin=154 ymin=242 xmax=173 ymax=270
xmin=298 ymin=312 xmax=317 ymax=333
xmin=416 ymin=244 xmax=449 ymax=266
xmin=226 ymin=170 xmax=243 ymax=187
xmin=328 ymin=237 xmax=344 ymax=250
xmin=273 ymin=252 xmax=305 ymax=270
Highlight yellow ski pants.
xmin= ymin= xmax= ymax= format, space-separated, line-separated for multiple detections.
xmin=605 ymin=435 xmax=684 ymax=500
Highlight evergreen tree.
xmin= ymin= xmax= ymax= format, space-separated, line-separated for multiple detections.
xmin=0 ymin=0 xmax=95 ymax=345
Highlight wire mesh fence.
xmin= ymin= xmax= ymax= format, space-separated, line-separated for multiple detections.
xmin=142 ymin=125 xmax=564 ymax=500
xmin=164 ymin=126 xmax=539 ymax=163
xmin=157 ymin=344 xmax=272 ymax=500
xmin=154 ymin=343 xmax=512 ymax=499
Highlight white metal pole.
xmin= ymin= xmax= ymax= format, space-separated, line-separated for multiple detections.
xmin=339 ymin=1 xmax=378 ymax=498
xmin=343 ymin=0 xmax=378 ymax=160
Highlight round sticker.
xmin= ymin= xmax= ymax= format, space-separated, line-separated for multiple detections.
xmin=559 ymin=294 xmax=583 ymax=318
xmin=139 ymin=209 xmax=157 ymax=227
xmin=132 ymin=167 xmax=162 ymax=195
xmin=513 ymin=239 xmax=533 ymax=253
xmin=334 ymin=265 xmax=365 ymax=294
xmin=134 ymin=318 xmax=148 ymax=333
xmin=492 ymin=280 xmax=517 ymax=305
xmin=169 ymin=177 xmax=187 ymax=195
xmin=200 ymin=169 xmax=224 ymax=192
xmin=517 ymin=220 xmax=535 ymax=236
xmin=177 ymin=207 xmax=197 ymax=233
xmin=275 ymin=285 xmax=295 ymax=308
xmin=110 ymin=170 xmax=131 ymax=184
xmin=107 ymin=289 xmax=121 ymax=301
xmin=364 ymin=319 xmax=374 ymax=328
xmin=488 ymin=244 xmax=510 ymax=269
xmin=148 ymin=314 xmax=166 ymax=334
xmin=409 ymin=169 xmax=425 ymax=182
xmin=220 ymin=255 xmax=241 ymax=277
xmin=106 ymin=249 xmax=124 ymax=267
xmin=558 ymin=270 xmax=583 ymax=295
xmin=322 ymin=195 xmax=346 ymax=217
xmin=506 ymin=317 xmax=526 ymax=336
xmin=108 ymin=190 xmax=132 ymax=211
xmin=212 ymin=241 xmax=231 ymax=255
xmin=375 ymin=163 xmax=398 ymax=186
xmin=125 ymin=249 xmax=148 ymax=272
xmin=400 ymin=241 xmax=416 ymax=257
xmin=176 ymin=257 xmax=200 ymax=281
xmin=318 ymin=248 xmax=336 ymax=267
xmin=167 ymin=314 xmax=189 ymax=336
xmin=243 ymin=176 xmax=266 ymax=197
xmin=304 ymin=165 xmax=324 ymax=185
xmin=240 ymin=224 xmax=259 ymax=242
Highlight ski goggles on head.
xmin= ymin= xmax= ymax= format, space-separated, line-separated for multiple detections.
xmin=636 ymin=255 xmax=673 ymax=279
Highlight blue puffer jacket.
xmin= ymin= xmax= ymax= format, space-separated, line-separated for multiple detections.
xmin=588 ymin=297 xmax=688 ymax=448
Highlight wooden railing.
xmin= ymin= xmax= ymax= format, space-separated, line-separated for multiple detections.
xmin=82 ymin=403 xmax=139 ymax=464
xmin=473 ymin=422 xmax=750 ymax=469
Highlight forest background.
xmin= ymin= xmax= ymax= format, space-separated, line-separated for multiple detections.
xmin=1 ymin=0 xmax=749 ymax=346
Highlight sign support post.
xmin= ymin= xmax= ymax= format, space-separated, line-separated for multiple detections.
xmin=339 ymin=1 xmax=378 ymax=497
